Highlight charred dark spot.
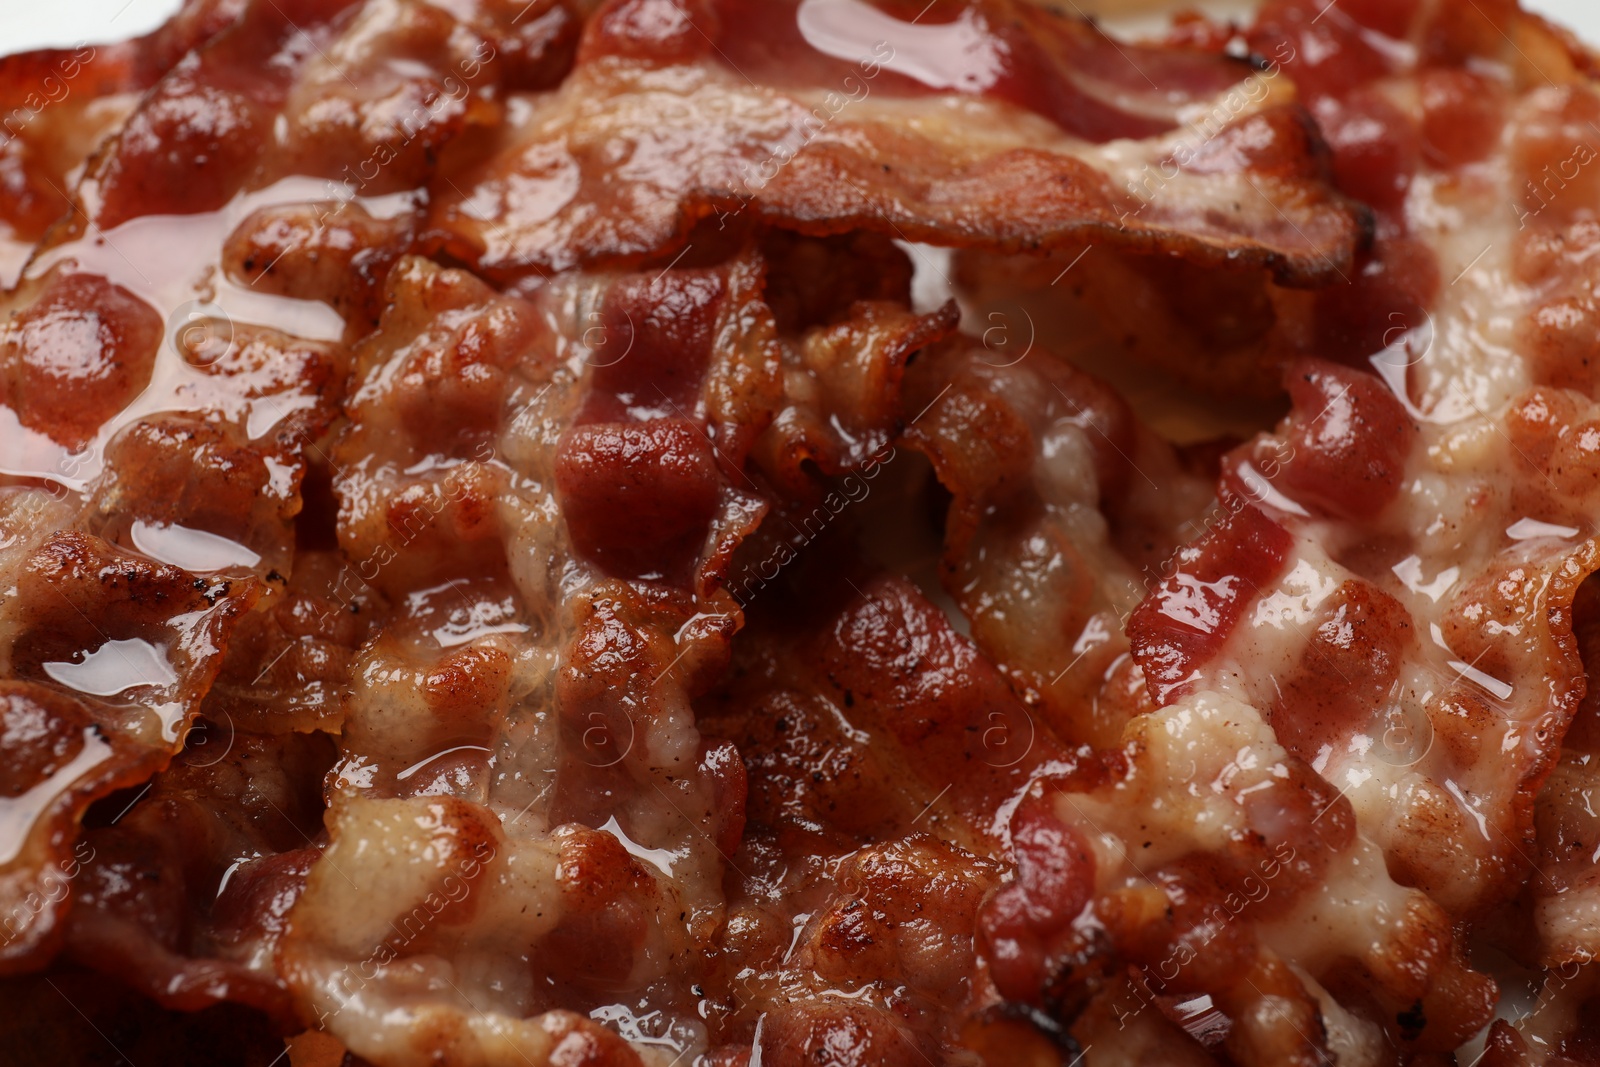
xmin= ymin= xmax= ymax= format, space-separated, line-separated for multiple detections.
xmin=1397 ymin=1000 xmax=1426 ymax=1040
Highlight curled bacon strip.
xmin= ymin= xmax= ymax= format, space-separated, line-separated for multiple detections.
xmin=430 ymin=0 xmax=1369 ymax=285
xmin=8 ymin=0 xmax=1600 ymax=1063
xmin=0 ymin=0 xmax=249 ymax=283
xmin=0 ymin=501 xmax=257 ymax=974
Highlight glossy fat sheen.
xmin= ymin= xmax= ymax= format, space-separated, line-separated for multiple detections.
xmin=1 ymin=0 xmax=1600 ymax=1066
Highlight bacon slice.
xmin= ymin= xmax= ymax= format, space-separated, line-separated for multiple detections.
xmin=902 ymin=336 xmax=1212 ymax=748
xmin=282 ymin=249 xmax=783 ymax=1065
xmin=61 ymin=730 xmax=334 ymax=1023
xmin=6 ymin=0 xmax=1600 ymax=1063
xmin=0 ymin=0 xmax=250 ymax=286
xmin=696 ymin=573 xmax=1061 ymax=1062
xmin=0 ymin=0 xmax=579 ymax=1030
xmin=428 ymin=0 xmax=1368 ymax=286
xmin=0 ymin=493 xmax=258 ymax=974
xmin=883 ymin=331 xmax=1493 ymax=1059
xmin=1108 ymin=3 xmax=1600 ymax=1043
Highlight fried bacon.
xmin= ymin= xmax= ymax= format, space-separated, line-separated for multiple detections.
xmin=6 ymin=0 xmax=1600 ymax=1063
xmin=0 ymin=0 xmax=582 ymax=1038
xmin=903 ymin=335 xmax=1211 ymax=748
xmin=1102 ymin=0 xmax=1600 ymax=1057
xmin=0 ymin=493 xmax=257 ymax=974
xmin=1119 ymin=0 xmax=1600 ymax=932
xmin=0 ymin=0 xmax=250 ymax=286
xmin=696 ymin=573 xmax=1058 ymax=1062
xmin=429 ymin=0 xmax=1369 ymax=285
xmin=62 ymin=730 xmax=335 ymax=1023
xmin=275 ymin=249 xmax=784 ymax=1063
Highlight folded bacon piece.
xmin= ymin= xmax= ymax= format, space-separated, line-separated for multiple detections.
xmin=0 ymin=0 xmax=580 ymax=1037
xmin=878 ymin=329 xmax=1494 ymax=1059
xmin=1494 ymin=77 xmax=1600 ymax=991
xmin=954 ymin=0 xmax=1540 ymax=408
xmin=698 ymin=559 xmax=1493 ymax=1066
xmin=697 ymin=573 xmax=1066 ymax=1063
xmin=0 ymin=491 xmax=258 ymax=974
xmin=0 ymin=0 xmax=249 ymax=286
xmin=1116 ymin=0 xmax=1600 ymax=945
xmin=283 ymin=249 xmax=787 ymax=1064
xmin=1056 ymin=3 xmax=1600 ymax=1058
xmin=429 ymin=0 xmax=1368 ymax=286
xmin=1127 ymin=355 xmax=1600 ymax=925
xmin=902 ymin=337 xmax=1212 ymax=748
xmin=61 ymin=730 xmax=335 ymax=1024
xmin=1026 ymin=691 xmax=1494 ymax=1062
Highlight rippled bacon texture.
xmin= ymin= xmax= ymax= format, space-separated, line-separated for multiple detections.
xmin=3 ymin=0 xmax=1600 ymax=1064
xmin=431 ymin=0 xmax=1366 ymax=284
